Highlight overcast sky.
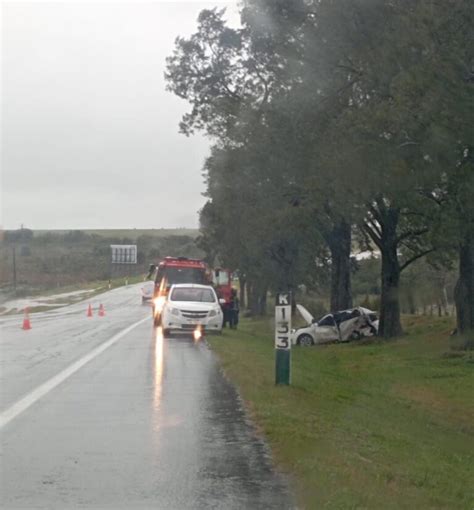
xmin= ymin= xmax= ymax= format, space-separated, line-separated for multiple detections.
xmin=1 ymin=1 xmax=239 ymax=230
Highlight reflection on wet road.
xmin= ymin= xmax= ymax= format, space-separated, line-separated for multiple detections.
xmin=0 ymin=287 xmax=293 ymax=509
xmin=152 ymin=327 xmax=164 ymax=417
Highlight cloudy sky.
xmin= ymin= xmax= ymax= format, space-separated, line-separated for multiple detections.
xmin=2 ymin=1 xmax=239 ymax=229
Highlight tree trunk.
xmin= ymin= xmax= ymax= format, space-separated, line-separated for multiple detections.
xmin=326 ymin=220 xmax=352 ymax=312
xmin=247 ymin=280 xmax=266 ymax=315
xmin=379 ymin=209 xmax=403 ymax=338
xmin=380 ymin=246 xmax=403 ymax=338
xmin=442 ymin=287 xmax=449 ymax=316
xmin=239 ymin=276 xmax=246 ymax=310
xmin=454 ymin=230 xmax=474 ymax=346
xmin=407 ymin=287 xmax=416 ymax=315
xmin=247 ymin=282 xmax=258 ymax=315
xmin=258 ymin=289 xmax=268 ymax=315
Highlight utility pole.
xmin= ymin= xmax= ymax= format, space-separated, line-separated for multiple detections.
xmin=12 ymin=245 xmax=17 ymax=291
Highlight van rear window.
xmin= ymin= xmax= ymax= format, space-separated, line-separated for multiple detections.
xmin=157 ymin=267 xmax=207 ymax=285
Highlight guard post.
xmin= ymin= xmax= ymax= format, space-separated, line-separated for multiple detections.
xmin=275 ymin=292 xmax=291 ymax=385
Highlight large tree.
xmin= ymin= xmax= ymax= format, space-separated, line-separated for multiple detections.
xmin=166 ymin=6 xmax=351 ymax=311
xmin=262 ymin=0 xmax=473 ymax=337
xmin=167 ymin=1 xmax=473 ymax=338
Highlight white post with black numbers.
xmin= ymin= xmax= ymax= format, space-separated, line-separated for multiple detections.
xmin=275 ymin=292 xmax=292 ymax=385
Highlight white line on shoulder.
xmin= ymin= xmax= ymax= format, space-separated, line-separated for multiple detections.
xmin=0 ymin=316 xmax=150 ymax=429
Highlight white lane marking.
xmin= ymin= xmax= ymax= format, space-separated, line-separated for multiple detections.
xmin=0 ymin=316 xmax=150 ymax=429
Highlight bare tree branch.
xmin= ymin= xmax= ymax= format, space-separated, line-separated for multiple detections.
xmin=363 ymin=222 xmax=383 ymax=250
xmin=396 ymin=227 xmax=429 ymax=243
xmin=400 ymin=248 xmax=436 ymax=272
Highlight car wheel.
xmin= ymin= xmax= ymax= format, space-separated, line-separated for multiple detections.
xmin=297 ymin=334 xmax=314 ymax=347
xmin=163 ymin=328 xmax=171 ymax=337
xmin=351 ymin=330 xmax=362 ymax=340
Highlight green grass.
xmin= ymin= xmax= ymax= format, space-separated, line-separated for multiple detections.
xmin=208 ymin=316 xmax=474 ymax=509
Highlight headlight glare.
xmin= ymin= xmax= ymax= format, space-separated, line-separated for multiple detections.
xmin=153 ymin=295 xmax=166 ymax=313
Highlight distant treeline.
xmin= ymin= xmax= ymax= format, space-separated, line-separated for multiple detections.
xmin=0 ymin=229 xmax=457 ymax=318
xmin=0 ymin=229 xmax=203 ymax=291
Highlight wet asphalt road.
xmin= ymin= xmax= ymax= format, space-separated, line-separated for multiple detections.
xmin=0 ymin=285 xmax=294 ymax=509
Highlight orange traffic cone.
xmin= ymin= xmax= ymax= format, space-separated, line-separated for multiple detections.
xmin=87 ymin=304 xmax=93 ymax=317
xmin=22 ymin=308 xmax=32 ymax=330
xmin=98 ymin=304 xmax=105 ymax=317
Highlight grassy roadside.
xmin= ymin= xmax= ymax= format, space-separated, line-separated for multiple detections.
xmin=207 ymin=316 xmax=474 ymax=509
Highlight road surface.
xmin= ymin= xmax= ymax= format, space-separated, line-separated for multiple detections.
xmin=0 ymin=284 xmax=294 ymax=509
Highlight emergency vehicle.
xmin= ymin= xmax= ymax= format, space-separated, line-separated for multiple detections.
xmin=148 ymin=257 xmax=235 ymax=327
xmin=148 ymin=257 xmax=211 ymax=325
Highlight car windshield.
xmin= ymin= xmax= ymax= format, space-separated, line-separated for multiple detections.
xmin=158 ymin=267 xmax=207 ymax=285
xmin=335 ymin=309 xmax=361 ymax=324
xmin=317 ymin=315 xmax=336 ymax=327
xmin=170 ymin=287 xmax=215 ymax=303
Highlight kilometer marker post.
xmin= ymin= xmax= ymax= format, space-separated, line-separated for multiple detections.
xmin=275 ymin=292 xmax=292 ymax=385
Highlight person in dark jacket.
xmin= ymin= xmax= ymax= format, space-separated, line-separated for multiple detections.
xmin=229 ymin=288 xmax=239 ymax=329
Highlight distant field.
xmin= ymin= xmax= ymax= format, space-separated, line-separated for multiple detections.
xmin=1 ymin=228 xmax=202 ymax=292
xmin=33 ymin=228 xmax=199 ymax=239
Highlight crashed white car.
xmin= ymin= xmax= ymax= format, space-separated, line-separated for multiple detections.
xmin=292 ymin=305 xmax=379 ymax=346
xmin=160 ymin=284 xmax=223 ymax=336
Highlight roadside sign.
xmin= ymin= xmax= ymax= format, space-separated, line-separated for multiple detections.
xmin=275 ymin=292 xmax=291 ymax=385
xmin=110 ymin=245 xmax=137 ymax=264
